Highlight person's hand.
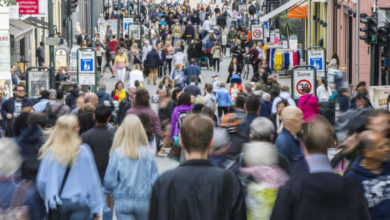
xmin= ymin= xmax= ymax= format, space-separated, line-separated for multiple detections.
xmin=6 ymin=113 xmax=12 ymax=119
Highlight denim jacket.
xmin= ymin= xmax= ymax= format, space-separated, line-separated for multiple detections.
xmin=104 ymin=147 xmax=159 ymax=200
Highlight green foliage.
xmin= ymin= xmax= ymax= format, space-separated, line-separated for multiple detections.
xmin=279 ymin=14 xmax=294 ymax=39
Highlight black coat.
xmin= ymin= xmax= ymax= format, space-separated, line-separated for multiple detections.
xmin=76 ymin=34 xmax=90 ymax=45
xmin=81 ymin=125 xmax=114 ymax=183
xmin=149 ymin=159 xmax=247 ymax=220
xmin=270 ymin=172 xmax=370 ymax=220
xmin=184 ymin=24 xmax=195 ymax=39
xmin=146 ymin=49 xmax=161 ymax=68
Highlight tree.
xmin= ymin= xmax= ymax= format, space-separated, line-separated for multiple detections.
xmin=279 ymin=13 xmax=294 ymax=48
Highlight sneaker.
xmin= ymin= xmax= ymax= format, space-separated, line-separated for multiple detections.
xmin=111 ymin=75 xmax=116 ymax=79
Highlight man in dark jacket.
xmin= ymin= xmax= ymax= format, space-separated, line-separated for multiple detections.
xmin=65 ymin=84 xmax=79 ymax=110
xmin=146 ymin=46 xmax=161 ymax=85
xmin=231 ymin=39 xmax=246 ymax=67
xmin=184 ymin=58 xmax=201 ymax=85
xmin=1 ymin=84 xmax=33 ymax=137
xmin=183 ymin=75 xmax=201 ymax=97
xmin=271 ymin=121 xmax=370 ymax=220
xmin=345 ymin=131 xmax=390 ymax=220
xmin=149 ymin=114 xmax=246 ymax=220
xmin=184 ymin=20 xmax=195 ymax=45
xmin=81 ymin=104 xmax=114 ymax=182
xmin=36 ymin=41 xmax=45 ymax=66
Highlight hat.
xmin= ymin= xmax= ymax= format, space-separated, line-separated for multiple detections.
xmin=212 ymin=74 xmax=218 ymax=78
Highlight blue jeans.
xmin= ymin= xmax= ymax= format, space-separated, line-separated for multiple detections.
xmin=115 ymin=198 xmax=149 ymax=220
xmin=58 ymin=199 xmax=91 ymax=220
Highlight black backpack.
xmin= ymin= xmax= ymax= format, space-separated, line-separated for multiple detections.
xmin=44 ymin=102 xmax=64 ymax=127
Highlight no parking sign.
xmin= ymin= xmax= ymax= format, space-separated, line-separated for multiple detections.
xmin=292 ymin=66 xmax=317 ymax=99
xmin=251 ymin=25 xmax=263 ymax=41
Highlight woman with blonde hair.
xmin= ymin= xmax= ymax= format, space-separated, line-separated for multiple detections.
xmin=104 ymin=114 xmax=159 ymax=220
xmin=36 ymin=115 xmax=104 ymax=219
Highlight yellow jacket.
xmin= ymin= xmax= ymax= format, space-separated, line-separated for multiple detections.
xmin=274 ymin=52 xmax=283 ymax=71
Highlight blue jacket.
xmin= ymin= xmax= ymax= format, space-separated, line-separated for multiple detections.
xmin=104 ymin=147 xmax=159 ymax=200
xmin=274 ymin=128 xmax=303 ymax=166
xmin=36 ymin=144 xmax=105 ymax=215
xmin=1 ymin=97 xmax=33 ymax=118
xmin=146 ymin=49 xmax=161 ymax=68
xmin=216 ymin=87 xmax=232 ymax=107
xmin=345 ymin=156 xmax=390 ymax=220
xmin=97 ymin=90 xmax=113 ymax=106
xmin=205 ymin=40 xmax=215 ymax=52
xmin=184 ymin=65 xmax=201 ymax=85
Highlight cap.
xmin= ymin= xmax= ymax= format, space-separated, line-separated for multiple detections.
xmin=212 ymin=74 xmax=218 ymax=78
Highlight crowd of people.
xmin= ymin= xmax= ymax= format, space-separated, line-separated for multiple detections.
xmin=0 ymin=0 xmax=389 ymax=220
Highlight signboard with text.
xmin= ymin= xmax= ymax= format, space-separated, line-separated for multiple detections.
xmin=307 ymin=48 xmax=326 ymax=77
xmin=16 ymin=0 xmax=39 ymax=15
xmin=292 ymin=67 xmax=316 ymax=99
xmin=251 ymin=25 xmax=263 ymax=41
xmin=123 ymin=17 xmax=133 ymax=37
xmin=77 ymin=49 xmax=96 ymax=86
xmin=27 ymin=69 xmax=50 ymax=98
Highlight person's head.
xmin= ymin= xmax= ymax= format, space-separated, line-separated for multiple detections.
xmin=163 ymin=76 xmax=170 ymax=85
xmin=276 ymin=100 xmax=288 ymax=116
xmin=257 ymin=41 xmax=263 ymax=47
xmin=180 ymin=114 xmax=214 ymax=155
xmin=115 ymin=81 xmax=124 ymax=90
xmin=235 ymin=95 xmax=245 ymax=110
xmin=190 ymin=58 xmax=196 ymax=65
xmin=204 ymin=83 xmax=213 ymax=94
xmin=236 ymin=39 xmax=241 ymax=45
xmin=94 ymin=104 xmax=112 ymax=124
xmin=39 ymin=115 xmax=81 ymax=165
xmin=357 ymin=131 xmax=390 ymax=164
xmin=303 ymin=120 xmax=335 ymax=154
xmin=40 ymin=90 xmax=50 ymax=100
xmin=261 ymin=59 xmax=268 ymax=66
xmin=331 ymin=53 xmax=339 ymax=65
xmin=84 ymin=92 xmax=99 ymax=107
xmin=28 ymin=112 xmax=49 ymax=128
xmin=356 ymin=81 xmax=367 ymax=91
xmin=250 ymin=117 xmax=275 ymax=142
xmin=231 ymin=57 xmax=237 ymax=64
xmin=243 ymin=141 xmax=278 ymax=167
xmin=175 ymin=64 xmax=183 ymax=70
xmin=81 ymin=29 xmax=86 ymax=35
xmin=40 ymin=41 xmax=44 ymax=47
xmin=98 ymin=84 xmax=106 ymax=91
xmin=266 ymin=75 xmax=274 ymax=84
xmin=355 ymin=94 xmax=368 ymax=109
xmin=245 ymin=95 xmax=260 ymax=114
xmin=281 ymin=106 xmax=304 ymax=136
xmin=134 ymin=88 xmax=150 ymax=107
xmin=76 ymin=95 xmax=85 ymax=109
xmin=258 ymin=67 xmax=265 ymax=75
xmin=262 ymin=93 xmax=271 ymax=102
xmin=0 ymin=138 xmax=22 ymax=176
xmin=14 ymin=84 xmax=26 ymax=99
xmin=178 ymin=92 xmax=191 ymax=106
xmin=366 ymin=109 xmax=390 ymax=137
xmin=110 ymin=114 xmax=149 ymax=159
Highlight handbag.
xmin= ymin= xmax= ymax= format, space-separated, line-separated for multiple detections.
xmin=47 ymin=165 xmax=71 ymax=220
xmin=0 ymin=181 xmax=31 ymax=220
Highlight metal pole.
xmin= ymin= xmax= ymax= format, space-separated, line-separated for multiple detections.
xmin=117 ymin=0 xmax=121 ymax=39
xmin=308 ymin=0 xmax=311 ymax=48
xmin=48 ymin=0 xmax=55 ymax=89
xmin=91 ymin=0 xmax=96 ymax=46
xmin=355 ymin=0 xmax=359 ymax=85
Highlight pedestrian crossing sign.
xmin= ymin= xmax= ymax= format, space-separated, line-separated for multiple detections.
xmin=80 ymin=59 xmax=93 ymax=72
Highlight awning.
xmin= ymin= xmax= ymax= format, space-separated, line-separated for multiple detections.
xmin=9 ymin=20 xmax=35 ymax=41
xmin=24 ymin=17 xmax=49 ymax=29
xmin=288 ymin=2 xmax=308 ymax=18
xmin=260 ymin=0 xmax=306 ymax=22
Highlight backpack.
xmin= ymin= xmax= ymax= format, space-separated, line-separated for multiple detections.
xmin=278 ymin=96 xmax=290 ymax=106
xmin=44 ymin=102 xmax=64 ymax=127
xmin=173 ymin=70 xmax=184 ymax=86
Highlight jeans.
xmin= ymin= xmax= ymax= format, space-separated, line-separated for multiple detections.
xmin=115 ymin=198 xmax=149 ymax=220
xmin=58 ymin=199 xmax=91 ymax=220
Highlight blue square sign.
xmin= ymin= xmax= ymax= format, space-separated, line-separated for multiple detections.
xmin=80 ymin=58 xmax=93 ymax=72
xmin=309 ymin=58 xmax=323 ymax=71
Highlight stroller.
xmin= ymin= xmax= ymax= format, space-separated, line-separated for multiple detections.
xmin=201 ymin=56 xmax=209 ymax=70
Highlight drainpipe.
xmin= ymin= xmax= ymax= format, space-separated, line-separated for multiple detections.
xmin=355 ymin=0 xmax=359 ymax=85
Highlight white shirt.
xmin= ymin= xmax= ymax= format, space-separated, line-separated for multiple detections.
xmin=172 ymin=52 xmax=188 ymax=68
xmin=128 ymin=69 xmax=144 ymax=88
xmin=257 ymin=47 xmax=265 ymax=60
xmin=202 ymin=20 xmax=212 ymax=33
xmin=316 ymin=85 xmax=332 ymax=101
